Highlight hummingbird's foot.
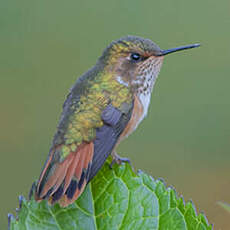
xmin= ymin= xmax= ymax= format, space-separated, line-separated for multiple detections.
xmin=109 ymin=152 xmax=133 ymax=170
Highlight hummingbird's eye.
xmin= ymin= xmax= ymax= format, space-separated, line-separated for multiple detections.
xmin=130 ymin=53 xmax=141 ymax=62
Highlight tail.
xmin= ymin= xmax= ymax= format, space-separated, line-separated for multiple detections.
xmin=35 ymin=142 xmax=94 ymax=207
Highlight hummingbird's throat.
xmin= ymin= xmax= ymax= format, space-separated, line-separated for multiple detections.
xmin=134 ymin=57 xmax=163 ymax=95
xmin=133 ymin=57 xmax=163 ymax=118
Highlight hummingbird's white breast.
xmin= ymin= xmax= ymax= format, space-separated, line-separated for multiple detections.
xmin=115 ymin=56 xmax=163 ymax=140
xmin=133 ymin=57 xmax=163 ymax=127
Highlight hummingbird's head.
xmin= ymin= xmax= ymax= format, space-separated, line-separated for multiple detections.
xmin=98 ymin=35 xmax=199 ymax=94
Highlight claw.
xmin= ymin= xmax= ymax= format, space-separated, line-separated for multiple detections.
xmin=109 ymin=152 xmax=133 ymax=170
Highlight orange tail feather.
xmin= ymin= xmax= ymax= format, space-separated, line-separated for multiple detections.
xmin=35 ymin=142 xmax=94 ymax=206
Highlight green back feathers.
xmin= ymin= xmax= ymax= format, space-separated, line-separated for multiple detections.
xmin=53 ymin=66 xmax=133 ymax=160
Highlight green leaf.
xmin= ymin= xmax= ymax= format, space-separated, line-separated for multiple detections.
xmin=9 ymin=159 xmax=212 ymax=230
xmin=218 ymin=201 xmax=230 ymax=213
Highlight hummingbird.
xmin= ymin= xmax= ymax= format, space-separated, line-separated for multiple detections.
xmin=34 ymin=35 xmax=200 ymax=207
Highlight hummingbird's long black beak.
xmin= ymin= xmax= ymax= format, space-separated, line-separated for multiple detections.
xmin=158 ymin=43 xmax=200 ymax=56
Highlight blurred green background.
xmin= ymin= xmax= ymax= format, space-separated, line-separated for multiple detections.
xmin=1 ymin=0 xmax=230 ymax=229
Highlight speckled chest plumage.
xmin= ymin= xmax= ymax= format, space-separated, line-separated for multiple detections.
xmin=120 ymin=56 xmax=164 ymax=139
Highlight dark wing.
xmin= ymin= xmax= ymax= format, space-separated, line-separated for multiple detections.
xmin=89 ymin=103 xmax=133 ymax=181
